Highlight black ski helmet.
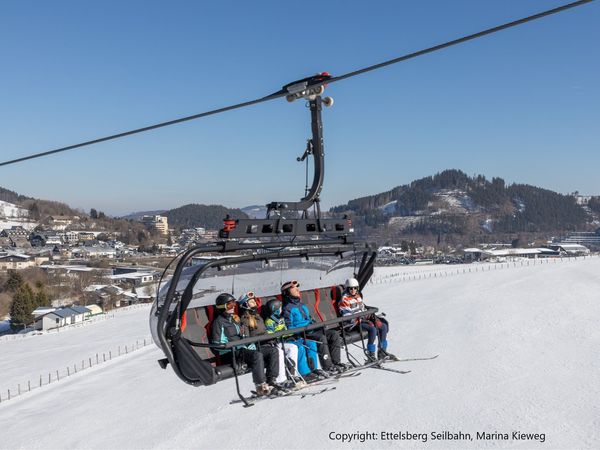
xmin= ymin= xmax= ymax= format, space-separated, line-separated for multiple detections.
xmin=215 ymin=293 xmax=236 ymax=310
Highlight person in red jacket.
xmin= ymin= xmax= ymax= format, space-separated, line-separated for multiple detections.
xmin=339 ymin=278 xmax=396 ymax=361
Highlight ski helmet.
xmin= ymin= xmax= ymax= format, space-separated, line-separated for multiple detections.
xmin=237 ymin=291 xmax=256 ymax=309
xmin=345 ymin=278 xmax=360 ymax=289
xmin=267 ymin=299 xmax=282 ymax=315
xmin=215 ymin=293 xmax=236 ymax=310
xmin=281 ymin=280 xmax=300 ymax=294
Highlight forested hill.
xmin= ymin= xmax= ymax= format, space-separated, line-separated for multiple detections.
xmin=0 ymin=186 xmax=30 ymax=205
xmin=331 ymin=169 xmax=593 ymax=234
xmin=164 ymin=204 xmax=248 ymax=230
xmin=1 ymin=186 xmax=84 ymax=219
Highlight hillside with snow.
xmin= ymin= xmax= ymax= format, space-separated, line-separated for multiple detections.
xmin=1 ymin=257 xmax=599 ymax=449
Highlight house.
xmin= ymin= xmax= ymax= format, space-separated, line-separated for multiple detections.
xmin=34 ymin=305 xmax=91 ymax=331
xmin=48 ymin=215 xmax=75 ymax=230
xmin=108 ymin=271 xmax=157 ymax=286
xmin=71 ymin=246 xmax=116 ymax=259
xmin=0 ymin=226 xmax=29 ymax=239
xmin=547 ymin=243 xmax=591 ymax=256
xmin=0 ymin=252 xmax=34 ymax=270
xmin=30 ymin=232 xmax=63 ymax=247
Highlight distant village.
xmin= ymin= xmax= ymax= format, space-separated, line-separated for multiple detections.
xmin=0 ymin=200 xmax=220 ymax=333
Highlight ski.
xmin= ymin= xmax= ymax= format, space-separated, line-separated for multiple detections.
xmin=336 ymin=359 xmax=383 ymax=376
xmin=287 ymin=386 xmax=337 ymax=398
xmin=334 ymin=371 xmax=362 ymax=379
xmin=392 ymin=354 xmax=439 ymax=363
xmin=230 ymin=383 xmax=337 ymax=405
xmin=371 ymin=364 xmax=411 ymax=375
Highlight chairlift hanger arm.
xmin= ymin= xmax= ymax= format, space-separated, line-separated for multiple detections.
xmin=0 ymin=0 xmax=592 ymax=168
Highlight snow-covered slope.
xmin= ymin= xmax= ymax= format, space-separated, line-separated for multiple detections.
xmin=1 ymin=257 xmax=599 ymax=449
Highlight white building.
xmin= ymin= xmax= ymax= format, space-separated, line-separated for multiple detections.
xmin=34 ymin=306 xmax=91 ymax=331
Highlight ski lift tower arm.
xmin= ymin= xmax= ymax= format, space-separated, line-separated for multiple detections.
xmin=266 ymin=73 xmax=333 ymax=218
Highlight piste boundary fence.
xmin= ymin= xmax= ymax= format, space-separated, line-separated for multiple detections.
xmin=369 ymin=254 xmax=599 ymax=285
xmin=0 ymin=335 xmax=153 ymax=405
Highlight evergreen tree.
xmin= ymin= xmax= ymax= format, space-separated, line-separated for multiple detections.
xmin=10 ymin=283 xmax=35 ymax=327
xmin=35 ymin=287 xmax=49 ymax=308
xmin=4 ymin=271 xmax=24 ymax=293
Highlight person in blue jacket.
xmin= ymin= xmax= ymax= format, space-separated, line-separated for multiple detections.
xmin=281 ymin=280 xmax=346 ymax=374
xmin=265 ymin=298 xmax=322 ymax=384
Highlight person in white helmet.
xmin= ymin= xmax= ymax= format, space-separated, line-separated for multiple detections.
xmin=339 ymin=278 xmax=396 ymax=361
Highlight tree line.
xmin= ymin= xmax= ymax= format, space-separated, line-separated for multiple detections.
xmin=331 ymin=169 xmax=591 ymax=234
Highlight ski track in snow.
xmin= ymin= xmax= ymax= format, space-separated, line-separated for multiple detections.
xmin=0 ymin=257 xmax=599 ymax=449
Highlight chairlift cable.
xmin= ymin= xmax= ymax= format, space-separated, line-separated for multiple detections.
xmin=325 ymin=0 xmax=594 ymax=86
xmin=0 ymin=0 xmax=593 ymax=169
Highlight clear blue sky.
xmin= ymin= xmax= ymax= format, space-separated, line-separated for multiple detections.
xmin=1 ymin=0 xmax=598 ymax=216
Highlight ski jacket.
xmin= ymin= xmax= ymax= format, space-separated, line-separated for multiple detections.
xmin=265 ymin=314 xmax=286 ymax=333
xmin=239 ymin=310 xmax=267 ymax=337
xmin=283 ymin=295 xmax=313 ymax=330
xmin=265 ymin=313 xmax=295 ymax=339
xmin=211 ymin=313 xmax=256 ymax=354
xmin=339 ymin=292 xmax=366 ymax=327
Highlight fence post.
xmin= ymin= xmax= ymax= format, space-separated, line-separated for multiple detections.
xmin=126 ymin=345 xmax=128 ymax=354
xmin=67 ymin=367 xmax=70 ymax=377
xmin=74 ymin=364 xmax=77 ymax=374
xmin=18 ymin=384 xmax=21 ymax=395
xmin=119 ymin=346 xmax=121 ymax=356
xmin=48 ymin=373 xmax=51 ymax=384
xmin=56 ymin=370 xmax=59 ymax=381
xmin=28 ymin=380 xmax=31 ymax=392
xmin=8 ymin=390 xmax=10 ymax=400
xmin=40 ymin=375 xmax=42 ymax=387
xmin=82 ymin=360 xmax=84 ymax=370
xmin=96 ymin=354 xmax=99 ymax=364
xmin=103 ymin=353 xmax=106 ymax=362
xmin=89 ymin=357 xmax=92 ymax=367
xmin=109 ymin=350 xmax=112 ymax=360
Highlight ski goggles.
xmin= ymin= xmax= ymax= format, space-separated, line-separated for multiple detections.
xmin=268 ymin=300 xmax=282 ymax=312
xmin=281 ymin=280 xmax=300 ymax=292
xmin=217 ymin=299 xmax=237 ymax=310
xmin=348 ymin=286 xmax=359 ymax=291
xmin=238 ymin=291 xmax=255 ymax=303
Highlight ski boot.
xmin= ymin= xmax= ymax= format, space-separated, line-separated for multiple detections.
xmin=377 ymin=348 xmax=398 ymax=361
xmin=255 ymin=382 xmax=274 ymax=397
xmin=313 ymin=368 xmax=331 ymax=379
xmin=366 ymin=351 xmax=378 ymax=361
xmin=334 ymin=362 xmax=352 ymax=372
xmin=302 ymin=372 xmax=321 ymax=384
xmin=267 ymin=379 xmax=291 ymax=396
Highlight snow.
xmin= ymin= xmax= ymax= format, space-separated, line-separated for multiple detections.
xmin=379 ymin=200 xmax=398 ymax=215
xmin=0 ymin=200 xmax=29 ymax=219
xmin=0 ymin=306 xmax=152 ymax=397
xmin=1 ymin=257 xmax=599 ymax=449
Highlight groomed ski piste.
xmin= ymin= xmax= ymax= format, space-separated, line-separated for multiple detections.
xmin=1 ymin=257 xmax=599 ymax=449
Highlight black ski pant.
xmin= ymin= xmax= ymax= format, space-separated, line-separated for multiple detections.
xmin=223 ymin=346 xmax=279 ymax=385
xmin=306 ymin=328 xmax=343 ymax=369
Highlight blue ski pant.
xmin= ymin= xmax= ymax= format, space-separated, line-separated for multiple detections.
xmin=361 ymin=320 xmax=388 ymax=350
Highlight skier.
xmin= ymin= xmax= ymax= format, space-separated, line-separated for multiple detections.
xmin=237 ymin=291 xmax=289 ymax=391
xmin=211 ymin=292 xmax=279 ymax=396
xmin=339 ymin=278 xmax=396 ymax=360
xmin=264 ymin=298 xmax=318 ymax=384
xmin=281 ymin=280 xmax=347 ymax=374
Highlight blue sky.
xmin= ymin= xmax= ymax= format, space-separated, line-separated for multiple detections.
xmin=1 ymin=0 xmax=598 ymax=216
